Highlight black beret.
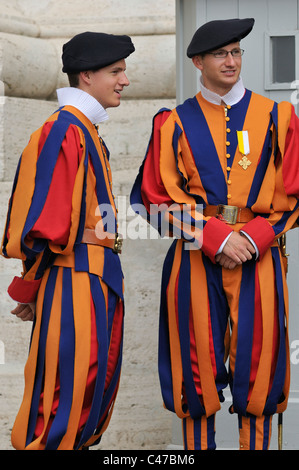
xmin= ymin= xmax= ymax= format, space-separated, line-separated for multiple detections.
xmin=187 ymin=18 xmax=255 ymax=57
xmin=62 ymin=31 xmax=135 ymax=73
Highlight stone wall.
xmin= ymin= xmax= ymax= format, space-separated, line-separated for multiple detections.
xmin=0 ymin=0 xmax=177 ymax=450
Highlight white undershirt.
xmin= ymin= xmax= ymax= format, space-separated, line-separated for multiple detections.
xmin=56 ymin=87 xmax=109 ymax=125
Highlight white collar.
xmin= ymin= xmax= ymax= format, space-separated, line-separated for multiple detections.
xmin=56 ymin=87 xmax=109 ymax=124
xmin=199 ymin=76 xmax=245 ymax=106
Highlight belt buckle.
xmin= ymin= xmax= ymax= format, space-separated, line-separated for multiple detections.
xmin=217 ymin=205 xmax=238 ymax=225
xmin=113 ymin=233 xmax=123 ymax=254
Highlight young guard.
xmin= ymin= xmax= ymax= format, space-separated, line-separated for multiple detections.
xmin=130 ymin=18 xmax=299 ymax=449
xmin=1 ymin=31 xmax=134 ymax=450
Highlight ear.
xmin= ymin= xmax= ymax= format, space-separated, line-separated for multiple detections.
xmin=79 ymin=71 xmax=91 ymax=85
xmin=192 ymin=55 xmax=204 ymax=71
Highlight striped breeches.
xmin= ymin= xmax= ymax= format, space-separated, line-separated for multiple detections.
xmin=11 ymin=266 xmax=124 ymax=450
xmin=159 ymin=240 xmax=290 ymax=449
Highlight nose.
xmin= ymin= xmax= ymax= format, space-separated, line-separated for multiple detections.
xmin=225 ymin=52 xmax=237 ymax=66
xmin=120 ymin=71 xmax=130 ymax=87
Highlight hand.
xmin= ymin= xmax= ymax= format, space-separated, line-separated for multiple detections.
xmin=215 ymin=252 xmax=239 ymax=270
xmin=11 ymin=302 xmax=35 ymax=322
xmin=221 ymin=231 xmax=256 ymax=265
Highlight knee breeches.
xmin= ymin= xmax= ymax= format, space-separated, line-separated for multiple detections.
xmin=159 ymin=243 xmax=289 ymax=423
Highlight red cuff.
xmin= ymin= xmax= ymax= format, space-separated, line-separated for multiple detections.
xmin=201 ymin=217 xmax=233 ymax=262
xmin=7 ymin=276 xmax=42 ymax=303
xmin=241 ymin=216 xmax=275 ymax=259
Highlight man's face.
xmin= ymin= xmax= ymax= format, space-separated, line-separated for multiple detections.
xmin=192 ymin=42 xmax=242 ymax=96
xmin=82 ymin=59 xmax=130 ymax=109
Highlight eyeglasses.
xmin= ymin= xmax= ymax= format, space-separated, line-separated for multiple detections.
xmin=206 ymin=49 xmax=244 ymax=59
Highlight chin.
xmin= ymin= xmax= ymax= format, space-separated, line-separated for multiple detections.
xmin=221 ymin=79 xmax=238 ymax=91
xmin=105 ymin=101 xmax=121 ymax=109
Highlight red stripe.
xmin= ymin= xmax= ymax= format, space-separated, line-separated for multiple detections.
xmin=141 ymin=111 xmax=173 ymax=211
xmin=247 ymin=268 xmax=263 ymax=399
xmin=30 ymin=123 xmax=83 ymax=246
xmin=104 ymin=299 xmax=123 ymax=391
xmin=282 ymin=107 xmax=299 ymax=197
xmin=178 ymin=275 xmax=217 ymax=400
xmin=188 ymin=303 xmax=202 ymax=396
xmin=248 ymin=267 xmax=279 ymax=400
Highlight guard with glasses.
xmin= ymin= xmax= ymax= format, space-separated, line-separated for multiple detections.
xmin=130 ymin=18 xmax=299 ymax=450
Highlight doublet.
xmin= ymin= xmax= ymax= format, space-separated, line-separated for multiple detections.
xmin=130 ymin=90 xmax=299 ymax=425
xmin=1 ymin=105 xmax=124 ymax=449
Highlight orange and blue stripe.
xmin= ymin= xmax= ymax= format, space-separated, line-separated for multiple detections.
xmin=2 ymin=106 xmax=124 ymax=449
xmin=130 ymin=89 xmax=299 ymax=427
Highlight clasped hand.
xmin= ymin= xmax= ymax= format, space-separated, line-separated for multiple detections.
xmin=215 ymin=231 xmax=256 ymax=270
xmin=10 ymin=234 xmax=253 ymax=319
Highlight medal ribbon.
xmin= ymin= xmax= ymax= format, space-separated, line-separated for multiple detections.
xmin=237 ymin=130 xmax=250 ymax=155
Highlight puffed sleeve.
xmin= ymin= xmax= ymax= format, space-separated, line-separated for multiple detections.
xmin=241 ymin=101 xmax=299 ymax=258
xmin=130 ymin=108 xmax=233 ymax=261
xmin=1 ymin=117 xmax=86 ymax=303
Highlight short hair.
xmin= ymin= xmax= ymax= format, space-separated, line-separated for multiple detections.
xmin=67 ymin=73 xmax=80 ymax=87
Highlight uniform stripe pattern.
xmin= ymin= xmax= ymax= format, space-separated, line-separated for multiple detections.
xmin=183 ymin=414 xmax=216 ymax=450
xmin=12 ymin=265 xmax=123 ymax=450
xmin=2 ymin=106 xmax=124 ymax=449
xmin=130 ymin=89 xmax=299 ymax=447
xmin=238 ymin=414 xmax=273 ymax=450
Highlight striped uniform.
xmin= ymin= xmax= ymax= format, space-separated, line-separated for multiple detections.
xmin=130 ymin=90 xmax=299 ymax=449
xmin=1 ymin=105 xmax=124 ymax=450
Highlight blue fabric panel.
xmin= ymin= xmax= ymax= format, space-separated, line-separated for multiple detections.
xmin=158 ymin=241 xmax=177 ymax=414
xmin=231 ymin=261 xmax=256 ymax=415
xmin=177 ymin=249 xmax=205 ymax=418
xmin=26 ymin=267 xmax=59 ymax=445
xmin=45 ymin=267 xmax=75 ymax=449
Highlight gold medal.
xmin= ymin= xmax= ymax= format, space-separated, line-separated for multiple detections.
xmin=238 ymin=155 xmax=252 ymax=170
